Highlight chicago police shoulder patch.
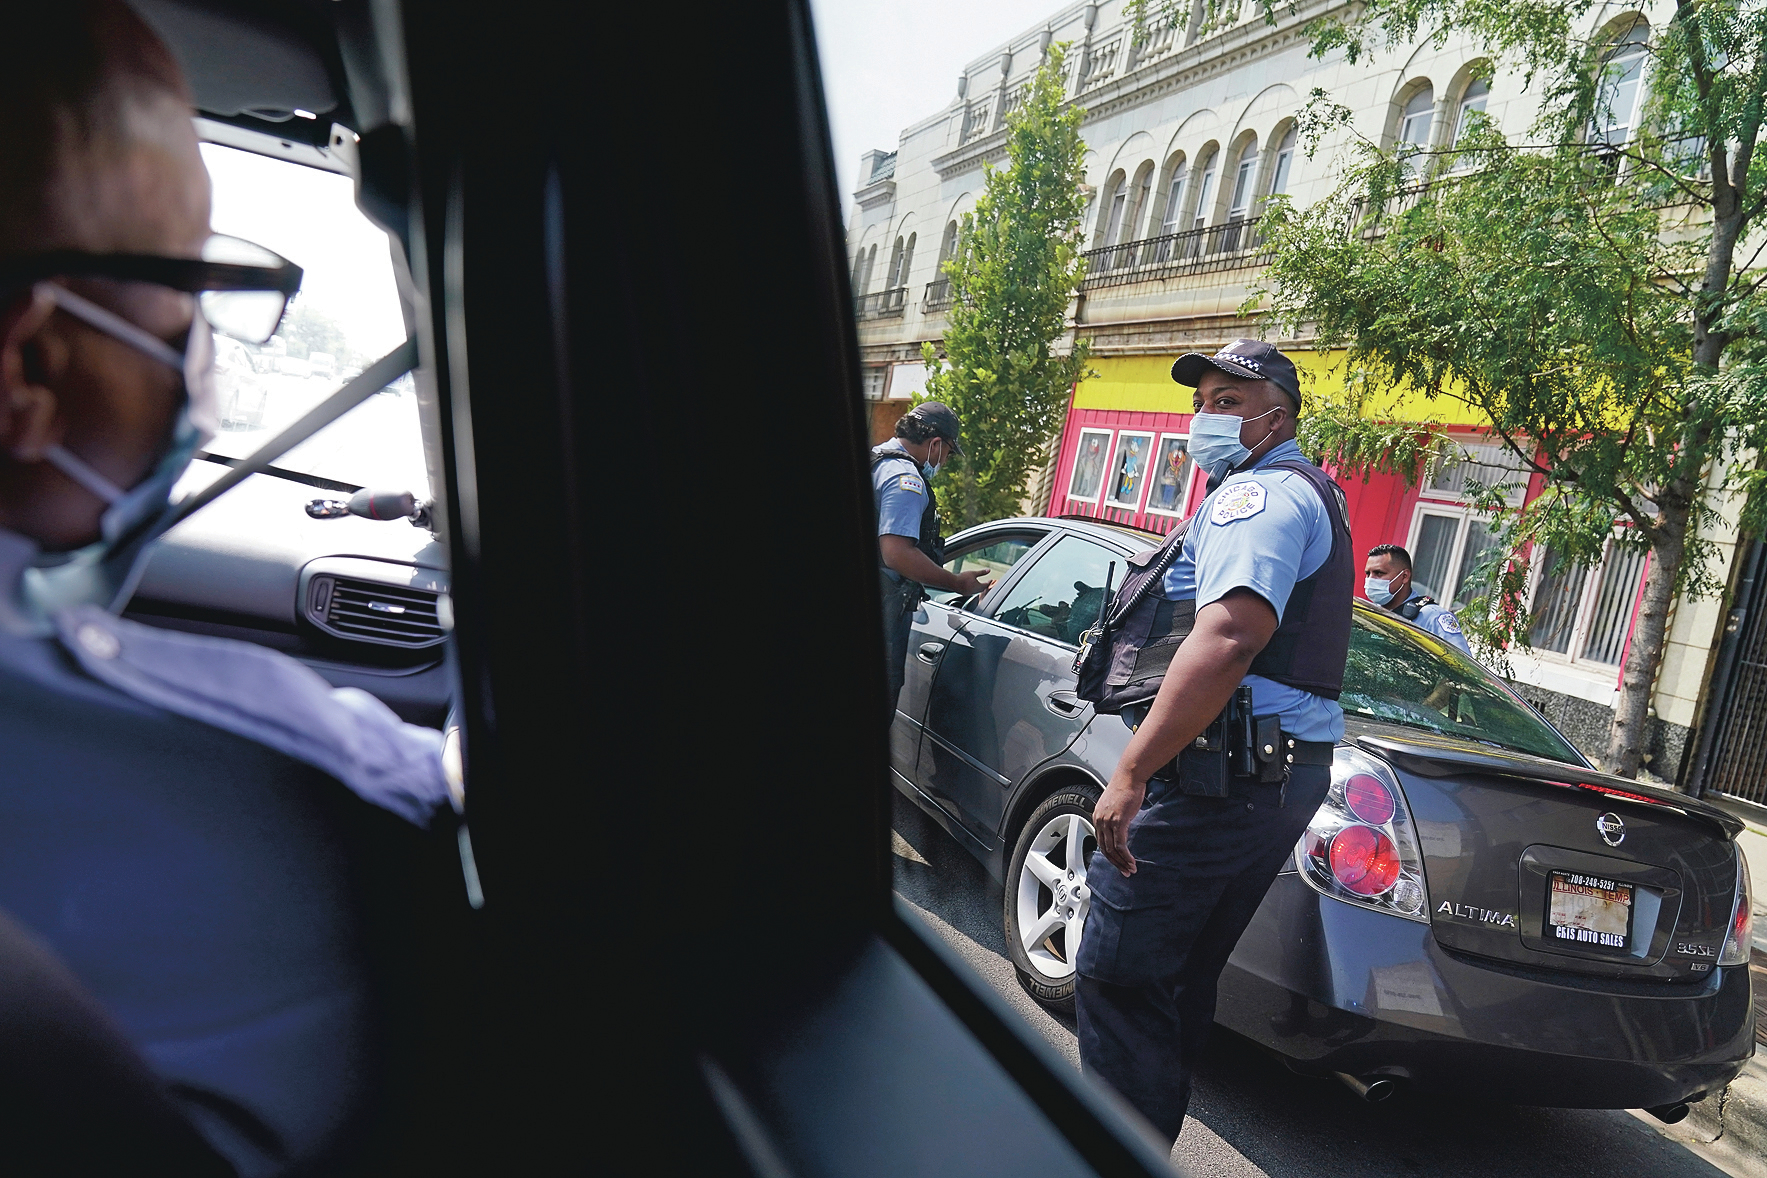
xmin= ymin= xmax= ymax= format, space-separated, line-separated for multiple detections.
xmin=1438 ymin=612 xmax=1463 ymax=634
xmin=1210 ymin=481 xmax=1267 ymax=524
xmin=896 ymin=474 xmax=926 ymax=497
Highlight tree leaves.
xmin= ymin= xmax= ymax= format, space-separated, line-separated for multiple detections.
xmin=921 ymin=44 xmax=1094 ymax=531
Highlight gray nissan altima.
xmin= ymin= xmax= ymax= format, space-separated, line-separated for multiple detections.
xmin=892 ymin=515 xmax=1754 ymax=1119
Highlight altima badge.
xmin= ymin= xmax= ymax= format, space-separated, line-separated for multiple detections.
xmin=1596 ymin=812 xmax=1626 ymax=846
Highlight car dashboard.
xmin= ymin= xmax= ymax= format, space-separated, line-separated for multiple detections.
xmin=125 ymin=461 xmax=451 ymax=728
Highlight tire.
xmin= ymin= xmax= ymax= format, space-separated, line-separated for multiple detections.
xmin=1004 ymin=783 xmax=1101 ymax=1013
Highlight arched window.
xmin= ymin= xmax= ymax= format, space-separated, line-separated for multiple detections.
xmin=1190 ymin=148 xmax=1218 ymax=229
xmin=1226 ymin=137 xmax=1259 ymax=220
xmin=938 ymin=220 xmax=959 ymax=263
xmin=854 ymin=243 xmax=877 ymax=295
xmin=1159 ymin=159 xmax=1188 ymax=235
xmin=1454 ymin=79 xmax=1489 ymax=145
xmin=1266 ymin=125 xmax=1298 ymax=197
xmin=897 ymin=233 xmax=916 ymax=285
xmin=1592 ymin=25 xmax=1649 ymax=147
xmin=1398 ymin=85 xmax=1435 ymax=149
xmin=1102 ymin=174 xmax=1129 ymax=245
xmin=885 ymin=236 xmax=905 ymax=289
xmin=1127 ymin=164 xmax=1154 ymax=242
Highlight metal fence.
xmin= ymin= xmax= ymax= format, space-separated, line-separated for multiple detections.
xmin=1080 ymin=218 xmax=1271 ymax=289
xmin=923 ymin=278 xmax=952 ymax=311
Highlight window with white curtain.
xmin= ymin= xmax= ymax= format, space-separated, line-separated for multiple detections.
xmin=1190 ymin=150 xmax=1217 ymax=228
xmin=1591 ymin=25 xmax=1649 ymax=148
xmin=1454 ymin=79 xmax=1489 ymax=144
xmin=1159 ymin=161 xmax=1187 ymax=234
xmin=1226 ymin=138 xmax=1258 ymax=220
xmin=1528 ymin=539 xmax=1648 ymax=666
xmin=1398 ymin=85 xmax=1435 ymax=149
xmin=1102 ymin=175 xmax=1128 ymax=244
xmin=1266 ymin=126 xmax=1297 ymax=197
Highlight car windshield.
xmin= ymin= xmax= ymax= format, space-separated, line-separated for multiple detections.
xmin=198 ymin=144 xmax=428 ymax=498
xmin=1341 ymin=607 xmax=1583 ymax=762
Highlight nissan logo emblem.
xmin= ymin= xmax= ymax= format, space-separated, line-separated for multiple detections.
xmin=1596 ymin=812 xmax=1626 ymax=846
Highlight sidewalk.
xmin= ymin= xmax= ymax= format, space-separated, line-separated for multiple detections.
xmin=1648 ymin=799 xmax=1767 ymax=1177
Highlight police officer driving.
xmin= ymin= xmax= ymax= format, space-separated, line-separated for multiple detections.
xmin=1075 ymin=339 xmax=1352 ymax=1143
xmin=875 ymin=401 xmax=989 ymax=717
xmin=1364 ymin=542 xmax=1473 ymax=654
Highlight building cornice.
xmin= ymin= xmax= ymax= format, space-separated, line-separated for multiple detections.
xmin=930 ymin=0 xmax=1346 ymax=181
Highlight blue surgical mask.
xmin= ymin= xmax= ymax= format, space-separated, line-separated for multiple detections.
xmin=1188 ymin=406 xmax=1278 ymax=480
xmin=921 ymin=459 xmax=940 ymax=479
xmin=19 ymin=283 xmax=217 ymax=620
xmin=1364 ymin=577 xmax=1397 ymax=606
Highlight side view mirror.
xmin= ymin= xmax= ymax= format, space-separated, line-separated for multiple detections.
xmin=305 ymin=489 xmax=431 ymax=528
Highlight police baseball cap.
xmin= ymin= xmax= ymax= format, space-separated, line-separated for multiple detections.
xmin=1171 ymin=339 xmax=1301 ymax=410
xmin=904 ymin=401 xmax=964 ymax=455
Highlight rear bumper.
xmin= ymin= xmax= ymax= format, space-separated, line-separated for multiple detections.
xmin=1217 ymin=874 xmax=1756 ymax=1109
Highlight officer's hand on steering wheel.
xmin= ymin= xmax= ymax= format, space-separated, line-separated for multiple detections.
xmin=1093 ymin=770 xmax=1143 ymax=876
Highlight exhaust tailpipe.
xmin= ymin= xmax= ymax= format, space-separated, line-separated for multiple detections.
xmin=1645 ymin=1102 xmax=1690 ymax=1124
xmin=1334 ymin=1071 xmax=1399 ymax=1102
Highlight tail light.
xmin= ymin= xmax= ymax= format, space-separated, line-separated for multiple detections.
xmin=1294 ymin=746 xmax=1429 ymax=922
xmin=1719 ymin=851 xmax=1754 ymax=966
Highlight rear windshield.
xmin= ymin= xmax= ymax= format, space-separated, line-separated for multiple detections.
xmin=1341 ymin=608 xmax=1585 ymax=763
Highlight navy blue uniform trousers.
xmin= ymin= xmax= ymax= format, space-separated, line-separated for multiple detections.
xmin=1075 ymin=763 xmax=1330 ymax=1141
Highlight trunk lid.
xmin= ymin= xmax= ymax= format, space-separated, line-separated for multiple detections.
xmin=1352 ymin=726 xmax=1741 ymax=982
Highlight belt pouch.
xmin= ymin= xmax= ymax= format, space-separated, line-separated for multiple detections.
xmin=1253 ymin=714 xmax=1284 ymax=784
xmin=1176 ymin=707 xmax=1230 ymax=797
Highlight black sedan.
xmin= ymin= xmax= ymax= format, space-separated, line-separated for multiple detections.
xmin=891 ymin=515 xmax=1755 ymax=1117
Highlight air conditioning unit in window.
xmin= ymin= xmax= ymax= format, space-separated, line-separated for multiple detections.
xmin=299 ymin=557 xmax=449 ymax=650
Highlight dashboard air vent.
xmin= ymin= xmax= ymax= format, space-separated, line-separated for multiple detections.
xmin=306 ymin=575 xmax=446 ymax=648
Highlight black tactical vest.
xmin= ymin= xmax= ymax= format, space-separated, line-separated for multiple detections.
xmin=1074 ymin=458 xmax=1353 ymax=712
xmin=1242 ymin=460 xmax=1354 ymax=697
xmin=871 ymin=444 xmax=944 ymax=568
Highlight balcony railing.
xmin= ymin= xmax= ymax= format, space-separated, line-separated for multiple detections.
xmin=1080 ymin=217 xmax=1271 ymax=289
xmin=923 ymin=277 xmax=953 ymax=311
xmin=855 ymin=286 xmax=908 ymax=320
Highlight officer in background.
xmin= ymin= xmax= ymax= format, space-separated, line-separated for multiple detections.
xmin=874 ymin=401 xmax=989 ymax=719
xmin=1077 ymin=340 xmax=1352 ymax=1143
xmin=0 ymin=6 xmax=451 ymax=1171
xmin=1364 ymin=543 xmax=1473 ymax=654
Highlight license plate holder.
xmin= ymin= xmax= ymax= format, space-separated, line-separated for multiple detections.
xmin=1547 ymin=870 xmax=1633 ymax=952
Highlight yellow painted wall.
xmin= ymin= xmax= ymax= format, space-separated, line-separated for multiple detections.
xmin=1075 ymin=350 xmax=1489 ymax=426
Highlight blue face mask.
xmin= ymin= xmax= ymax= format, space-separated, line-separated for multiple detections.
xmin=1188 ymin=405 xmax=1278 ymax=480
xmin=19 ymin=283 xmax=217 ymax=621
xmin=1364 ymin=577 xmax=1398 ymax=606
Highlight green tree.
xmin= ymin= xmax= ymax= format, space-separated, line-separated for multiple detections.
xmin=275 ymin=296 xmax=360 ymax=368
xmin=1227 ymin=0 xmax=1767 ymax=780
xmin=922 ymin=43 xmax=1093 ymax=530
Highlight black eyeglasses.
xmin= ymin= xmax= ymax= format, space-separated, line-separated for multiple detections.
xmin=0 ymin=233 xmax=303 ymax=345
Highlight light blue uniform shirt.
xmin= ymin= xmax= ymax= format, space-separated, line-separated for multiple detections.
xmin=1402 ymin=593 xmax=1473 ymax=655
xmin=1160 ymin=438 xmax=1345 ymax=743
xmin=874 ymin=440 xmax=932 ymax=583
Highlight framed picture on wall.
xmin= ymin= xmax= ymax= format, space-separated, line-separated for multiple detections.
xmin=1145 ymin=434 xmax=1191 ymax=517
xmin=1067 ymin=428 xmax=1113 ymax=504
xmin=1106 ymin=430 xmax=1155 ymax=511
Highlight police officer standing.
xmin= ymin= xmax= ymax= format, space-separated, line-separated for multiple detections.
xmin=874 ymin=402 xmax=989 ymax=719
xmin=1364 ymin=543 xmax=1473 ymax=654
xmin=1076 ymin=340 xmax=1352 ymax=1142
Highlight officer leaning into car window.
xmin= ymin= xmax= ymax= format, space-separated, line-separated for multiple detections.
xmin=1076 ymin=340 xmax=1353 ymax=1144
xmin=874 ymin=401 xmax=990 ymax=719
xmin=1364 ymin=543 xmax=1474 ymax=655
xmin=0 ymin=6 xmax=454 ymax=1172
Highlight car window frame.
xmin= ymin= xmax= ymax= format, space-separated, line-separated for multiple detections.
xmin=924 ymin=524 xmax=1060 ymax=612
xmin=975 ymin=526 xmax=1137 ymax=649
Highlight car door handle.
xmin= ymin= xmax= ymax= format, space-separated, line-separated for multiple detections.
xmin=1045 ymin=690 xmax=1086 ymax=717
xmin=917 ymin=642 xmax=946 ymax=664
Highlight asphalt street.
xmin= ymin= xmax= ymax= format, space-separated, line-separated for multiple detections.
xmin=890 ymin=792 xmax=1748 ymax=1178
